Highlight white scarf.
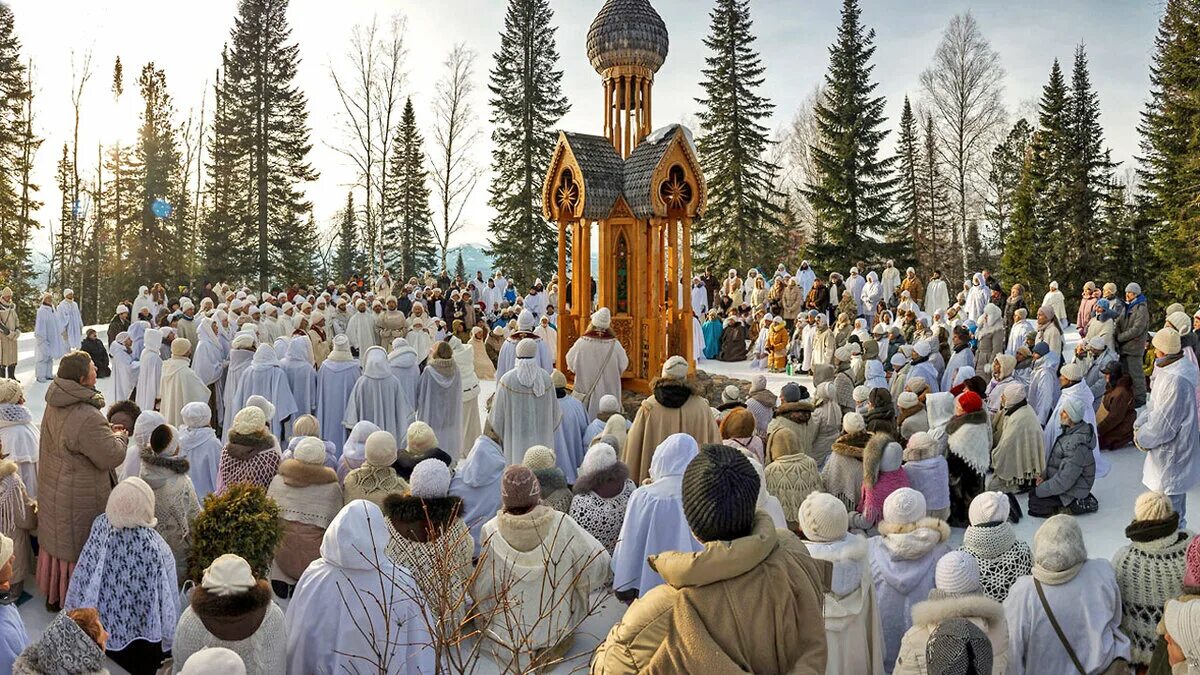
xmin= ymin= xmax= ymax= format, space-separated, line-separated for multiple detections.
xmin=514 ymin=357 xmax=545 ymax=396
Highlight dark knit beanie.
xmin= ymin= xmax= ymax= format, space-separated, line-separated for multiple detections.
xmin=57 ymin=350 xmax=92 ymax=382
xmin=501 ymin=465 xmax=541 ymax=511
xmin=681 ymin=444 xmax=758 ymax=542
xmin=926 ymin=617 xmax=992 ymax=675
xmin=781 ymin=382 xmax=808 ymax=403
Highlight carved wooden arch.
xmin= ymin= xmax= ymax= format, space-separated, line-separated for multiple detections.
xmin=541 ymin=135 xmax=587 ymax=221
xmin=648 ymin=129 xmax=707 ymax=219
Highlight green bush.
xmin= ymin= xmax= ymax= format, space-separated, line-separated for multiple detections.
xmin=187 ymin=483 xmax=282 ymax=583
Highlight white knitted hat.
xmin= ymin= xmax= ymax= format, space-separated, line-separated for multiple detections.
xmin=852 ymin=385 xmax=871 ymax=403
xmin=1134 ymin=491 xmax=1174 ymax=522
xmin=890 ymin=352 xmax=908 ymax=367
xmin=246 ymin=395 xmax=275 ymax=421
xmin=0 ymin=532 xmax=12 ymax=570
xmin=1061 ymin=397 xmax=1085 ymax=423
xmin=181 ymin=401 xmax=211 ymax=428
xmin=722 ymin=385 xmax=742 ymax=404
xmin=406 ymin=421 xmax=438 ymax=453
xmin=750 ymin=374 xmax=767 ymax=393
xmin=201 ymin=554 xmax=256 ymax=597
xmin=661 ymin=355 xmax=689 ymax=380
xmin=294 ymin=436 xmax=326 ymax=465
xmin=897 ymin=391 xmax=919 ymax=410
xmin=179 ymin=647 xmax=246 ymax=675
xmin=231 ymin=406 xmax=267 ymax=436
xmin=798 ymin=492 xmax=848 ymax=543
xmin=365 ymin=431 xmax=398 ymax=467
xmin=410 ymin=459 xmax=452 ymax=499
xmin=842 ymin=412 xmax=865 ymax=434
xmin=516 ymin=338 xmax=538 ymax=358
xmin=883 ymin=487 xmax=926 ymax=526
xmin=579 ymin=443 xmax=619 ymax=478
xmin=968 ymin=492 xmax=1010 ymax=526
xmin=106 ymin=476 xmax=157 ymax=529
xmin=1154 ymin=328 xmax=1182 ymax=355
xmin=936 ymin=551 xmax=981 ymax=594
xmin=523 ymin=445 xmax=557 ymax=471
xmin=598 ymin=395 xmax=621 ymax=414
xmin=1060 ymin=362 xmax=1083 ymax=382
xmin=591 ymin=307 xmax=612 ymax=330
xmin=1165 ymin=599 xmax=1200 ymax=665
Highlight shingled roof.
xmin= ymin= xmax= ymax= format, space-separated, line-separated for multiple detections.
xmin=623 ymin=125 xmax=679 ymax=219
xmin=561 ymin=132 xmax=625 ymax=221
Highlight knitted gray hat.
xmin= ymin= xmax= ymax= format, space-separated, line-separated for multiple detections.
xmin=680 ymin=444 xmax=758 ymax=542
xmin=926 ymin=617 xmax=993 ymax=675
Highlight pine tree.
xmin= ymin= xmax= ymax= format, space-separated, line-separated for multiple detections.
xmin=0 ymin=4 xmax=39 ymax=320
xmin=919 ymin=112 xmax=952 ymax=276
xmin=102 ymin=143 xmax=139 ymax=302
xmin=485 ymin=0 xmax=569 ymax=287
xmin=454 ymin=249 xmax=467 ymax=280
xmin=984 ymin=118 xmax=1033 ymax=250
xmin=224 ymin=0 xmax=318 ymax=290
xmin=804 ymin=0 xmax=895 ymax=269
xmin=694 ymin=0 xmax=785 ymax=273
xmin=383 ymin=98 xmax=436 ymax=280
xmin=1138 ymin=0 xmax=1200 ymax=302
xmin=202 ymin=55 xmax=250 ymax=285
xmin=335 ymin=191 xmax=358 ymax=281
xmin=135 ymin=62 xmax=186 ymax=286
xmin=893 ymin=97 xmax=923 ymax=270
xmin=1064 ymin=44 xmax=1114 ymax=291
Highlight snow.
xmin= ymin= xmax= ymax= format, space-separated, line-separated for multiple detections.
xmin=9 ymin=323 xmax=1194 ymax=672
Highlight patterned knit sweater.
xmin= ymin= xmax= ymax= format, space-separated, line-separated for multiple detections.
xmin=765 ymin=454 xmax=823 ymax=527
xmin=959 ymin=522 xmax=1032 ymax=603
xmin=1112 ymin=527 xmax=1191 ymax=665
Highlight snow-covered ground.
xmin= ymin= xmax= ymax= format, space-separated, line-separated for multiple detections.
xmin=9 ymin=324 xmax=1196 ymax=673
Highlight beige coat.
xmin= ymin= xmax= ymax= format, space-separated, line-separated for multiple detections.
xmin=0 ymin=301 xmax=17 ymax=366
xmin=37 ymin=379 xmax=128 ymax=562
xmin=892 ymin=591 xmax=1009 ymax=675
xmin=625 ymin=379 xmax=719 ymax=484
xmin=592 ymin=514 xmax=830 ymax=674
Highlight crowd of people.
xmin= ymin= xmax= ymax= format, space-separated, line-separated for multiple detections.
xmin=0 ymin=261 xmax=1197 ymax=674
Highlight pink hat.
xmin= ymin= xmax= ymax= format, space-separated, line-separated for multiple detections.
xmin=1185 ymin=536 xmax=1200 ymax=588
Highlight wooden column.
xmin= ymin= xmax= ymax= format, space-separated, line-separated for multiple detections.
xmin=681 ymin=218 xmax=694 ymax=368
xmin=557 ymin=218 xmax=569 ymax=371
xmin=623 ymin=76 xmax=632 ymax=158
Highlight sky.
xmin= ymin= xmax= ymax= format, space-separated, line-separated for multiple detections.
xmin=8 ymin=0 xmax=1164 ymax=258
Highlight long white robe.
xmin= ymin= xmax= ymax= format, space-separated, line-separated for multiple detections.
xmin=316 ymin=356 xmax=361 ymax=450
xmin=405 ymin=316 xmax=434 ymax=364
xmin=1006 ymin=319 xmax=1036 ymax=355
xmin=881 ymin=266 xmax=901 ymax=300
xmin=925 ymin=279 xmax=950 ymax=316
xmin=416 ymin=357 xmax=464 ymax=459
xmin=279 ymin=337 xmax=318 ymax=438
xmin=135 ymin=329 xmax=165 ymax=411
xmin=283 ymin=501 xmax=434 ymax=675
xmin=387 ymin=343 xmax=421 ymax=410
xmin=496 ymin=333 xmax=553 ymax=380
xmin=221 ymin=349 xmax=254 ymax=441
xmin=796 ymin=264 xmax=817 ymax=299
xmin=178 ymin=424 xmax=221 ymax=500
xmin=451 ymin=339 xmax=482 ymax=454
xmin=343 ymin=346 xmax=413 ymax=443
xmin=1137 ymin=356 xmax=1200 ymax=495
xmin=158 ymin=357 xmax=210 ymax=428
xmin=1028 ymin=353 xmax=1061 ymax=427
xmin=847 ymin=273 xmax=866 ymax=316
xmin=965 ymin=275 xmax=989 ymax=323
xmin=553 ymin=393 xmax=590 ymax=484
xmin=230 ymin=344 xmax=298 ymax=438
xmin=57 ymin=299 xmax=83 ymax=350
xmin=566 ymin=333 xmax=629 ymax=418
xmin=109 ymin=341 xmax=139 ymax=403
xmin=34 ymin=304 xmax=64 ymax=381
xmin=345 ymin=309 xmax=377 ymax=363
xmin=490 ymin=362 xmax=559 ymax=464
xmin=941 ymin=346 xmax=975 ymax=393
xmin=1042 ymin=289 xmax=1068 ymax=325
xmin=1043 ymin=378 xmax=1109 ymax=478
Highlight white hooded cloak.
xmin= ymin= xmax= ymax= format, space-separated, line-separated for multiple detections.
xmin=135 ymin=329 xmax=164 ymax=411
xmin=344 ymin=346 xmax=414 ymax=443
xmin=230 ymin=344 xmax=298 ymax=438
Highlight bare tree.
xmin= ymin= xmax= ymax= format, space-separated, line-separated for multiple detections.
xmin=329 ymin=13 xmax=408 ymax=279
xmin=919 ymin=12 xmax=1006 ymax=280
xmin=65 ymin=49 xmax=92 ymax=292
xmin=429 ymin=43 xmax=480 ymax=273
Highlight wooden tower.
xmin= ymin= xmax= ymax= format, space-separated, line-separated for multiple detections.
xmin=543 ymin=0 xmax=706 ymax=393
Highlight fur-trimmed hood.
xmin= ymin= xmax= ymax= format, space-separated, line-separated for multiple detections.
xmin=0 ymin=459 xmax=16 ymax=480
xmin=804 ymin=532 xmax=869 ymax=565
xmin=573 ymin=461 xmax=629 ymax=497
xmin=493 ymin=504 xmax=558 ymax=553
xmin=189 ymin=579 xmax=273 ymax=642
xmin=945 ymin=409 xmax=988 ymax=437
xmin=225 ymin=431 xmax=276 ymax=461
xmin=832 ymin=430 xmax=872 ymax=459
xmin=774 ymin=400 xmax=814 ymax=425
xmin=877 ymin=517 xmax=951 ymax=560
xmin=862 ymin=432 xmax=899 ymax=487
xmin=383 ymin=493 xmax=463 ymax=544
xmin=277 ymin=457 xmax=339 ymax=487
xmin=649 ymin=377 xmax=697 ymax=409
xmin=140 ymin=451 xmax=189 ymax=475
xmin=910 ymin=590 xmax=1006 ymax=635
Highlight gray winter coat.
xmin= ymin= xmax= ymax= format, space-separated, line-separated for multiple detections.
xmin=1035 ymin=421 xmax=1096 ymax=504
xmin=1116 ymin=300 xmax=1149 ymax=356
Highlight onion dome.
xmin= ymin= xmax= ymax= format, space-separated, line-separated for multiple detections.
xmin=586 ymin=0 xmax=670 ymax=75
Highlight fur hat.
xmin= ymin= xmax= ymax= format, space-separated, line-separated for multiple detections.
xmin=179 ymin=647 xmax=246 ymax=675
xmin=516 ymin=338 xmax=538 ymax=359
xmin=364 ymin=431 xmax=398 ymax=467
xmin=897 ymin=391 xmax=920 ymax=410
xmin=842 ymin=412 xmax=865 ymax=434
xmin=106 ymin=476 xmax=157 ymax=529
xmin=410 ymin=458 xmax=452 ymax=499
xmin=181 ymin=402 xmax=210 ymax=428
xmin=232 ymin=406 xmax=267 ymax=436
xmin=598 ymin=395 xmax=621 ymax=415
xmin=1154 ymin=328 xmax=1182 ymax=355
xmin=149 ymin=424 xmax=178 ymax=456
xmin=1134 ymin=490 xmax=1174 ymax=522
xmin=925 ymin=618 xmax=993 ymax=675
xmin=1033 ymin=514 xmax=1087 ymax=579
xmin=0 ymin=379 xmax=22 ymax=404
xmin=522 ymin=445 xmax=557 ymax=471
xmin=969 ymin=492 xmax=1009 ymax=526
xmin=579 ymin=443 xmax=619 ymax=478
xmin=591 ymin=307 xmax=612 ymax=330
xmin=501 ymin=465 xmax=541 ymax=510
xmin=956 ymin=391 xmax=983 ymax=414
xmin=294 ymin=436 xmax=327 ymax=465
xmin=201 ymin=553 xmax=256 ymax=597
xmin=883 ymin=487 xmax=927 ymax=526
xmin=799 ymin=492 xmax=849 ymax=543
xmin=171 ymin=337 xmax=192 ymax=358
xmin=1060 ymin=362 xmax=1083 ymax=382
xmin=936 ymin=551 xmax=982 ymax=594
xmin=681 ymin=444 xmax=759 ymax=542
xmin=661 ymin=355 xmax=689 ymax=380
xmin=406 ymin=421 xmax=438 ymax=453
xmin=56 ymin=351 xmax=92 ymax=382
xmin=721 ymin=407 xmax=756 ymax=439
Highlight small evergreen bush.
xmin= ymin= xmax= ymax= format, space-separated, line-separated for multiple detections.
xmin=187 ymin=483 xmax=282 ymax=582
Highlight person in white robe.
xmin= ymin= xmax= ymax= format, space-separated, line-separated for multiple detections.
xmin=1027 ymin=343 xmax=1061 ymax=427
xmin=847 ymin=269 xmax=866 ymax=317
xmin=496 ymin=309 xmax=553 ymax=380
xmin=221 ymin=334 xmax=256 ymax=441
xmin=109 ymin=332 xmax=140 ymax=403
xmin=565 ymin=308 xmax=630 ymax=418
xmin=131 ymin=285 xmax=153 ymax=321
xmin=861 ymin=272 xmax=883 ymax=327
xmin=345 ymin=299 xmax=377 ymax=364
xmin=551 ymin=369 xmax=589 ymax=484
xmin=0 ymin=378 xmax=39 ymax=498
xmin=1006 ymin=308 xmax=1036 ymax=355
xmin=690 ymin=277 xmax=709 ymax=316
xmin=924 ymin=273 xmax=950 ymax=317
xmin=57 ymin=289 xmax=83 ymax=350
xmin=178 ymin=401 xmax=221 ymax=500
xmin=908 ymin=341 xmax=941 ymax=395
xmin=230 ymin=343 xmax=298 ymax=439
xmin=611 ymin=433 xmax=704 ymax=600
xmin=941 ymin=328 xmax=975 ymax=392
xmin=159 ymin=338 xmax=211 ymax=428
xmin=534 ymin=315 xmax=558 ymax=363
xmin=415 ymin=342 xmax=464 ymax=460
xmin=490 ymin=338 xmax=559 ymax=465
xmin=190 ymin=318 xmax=226 ymax=427
xmin=405 ymin=303 xmax=434 ymax=366
xmin=33 ymin=294 xmax=64 ymax=382
xmin=881 ymin=261 xmax=901 ymax=301
xmin=316 ymin=335 xmax=361 ymax=450
xmin=1042 ymin=280 xmax=1068 ymax=327
xmin=284 ymin=500 xmax=434 ymax=675
xmin=1136 ymin=328 xmax=1200 ymax=527
xmin=1042 ymin=361 xmax=1110 ymax=479
xmin=450 ymin=336 xmax=483 ymax=453
xmin=344 ymin=345 xmax=413 ymax=444
xmin=964 ymin=273 xmax=989 ymax=324
xmin=135 ymin=328 xmax=165 ymax=411
xmin=387 ymin=338 xmax=421 ymax=410
xmin=796 ymin=260 xmax=817 ymax=300
xmin=279 ymin=336 xmax=317 ymax=439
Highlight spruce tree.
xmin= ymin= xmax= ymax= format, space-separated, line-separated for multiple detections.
xmin=1064 ymin=45 xmax=1114 ymax=291
xmin=1138 ymin=0 xmax=1199 ymax=302
xmin=102 ymin=143 xmax=139 ymax=300
xmin=224 ymin=0 xmax=318 ymax=290
xmin=693 ymin=0 xmax=785 ymax=273
xmin=135 ymin=63 xmax=185 ymax=286
xmin=485 ymin=0 xmax=569 ymax=287
xmin=985 ymin=119 xmax=1033 ymax=249
xmin=202 ymin=55 xmax=250 ymax=285
xmin=893 ymin=97 xmax=923 ymax=270
xmin=455 ymin=249 xmax=467 ymax=280
xmin=0 ymin=4 xmax=39 ymax=319
xmin=383 ymin=98 xmax=436 ymax=280
xmin=919 ymin=112 xmax=952 ymax=275
xmin=335 ymin=191 xmax=358 ymax=281
xmin=804 ymin=0 xmax=895 ymax=269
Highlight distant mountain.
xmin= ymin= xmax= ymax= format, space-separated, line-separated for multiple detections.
xmin=447 ymin=243 xmax=599 ymax=281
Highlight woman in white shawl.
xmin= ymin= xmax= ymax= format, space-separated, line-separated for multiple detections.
xmin=109 ymin=332 xmax=139 ymax=403
xmin=159 ymin=338 xmax=211 ymax=427
xmin=131 ymin=286 xmax=153 ymax=322
xmin=405 ymin=303 xmax=434 ymax=365
xmin=387 ymin=338 xmax=420 ymax=409
xmin=1006 ymin=308 xmax=1036 ymax=355
xmin=128 ymin=319 xmax=149 ymax=361
xmin=489 ymin=338 xmax=559 ymax=465
xmin=283 ymin=500 xmax=434 ymax=675
xmin=965 ymin=274 xmax=989 ymax=324
xmin=861 ymin=272 xmax=883 ymax=327
xmin=57 ymin=289 xmax=83 ymax=350
xmin=1028 ymin=343 xmax=1061 ymax=426
xmin=33 ymin=294 xmax=64 ymax=382
xmin=1035 ymin=305 xmax=1065 ymax=360
xmin=179 ymin=401 xmax=221 ymax=500
xmin=135 ymin=328 xmax=165 ymax=411
xmin=925 ymin=272 xmax=950 ymax=317
xmin=610 ymin=433 xmax=704 ymax=601
xmin=230 ymin=344 xmax=298 ymax=439
xmin=416 ymin=342 xmax=464 ymax=460
xmin=339 ymin=420 xmax=380 ymax=481
xmin=450 ymin=336 xmax=483 ymax=452
xmin=925 ymin=392 xmax=957 ymax=455
xmin=190 ymin=318 xmax=226 ymax=426
xmin=279 ymin=337 xmax=317 ymax=439
xmin=448 ymin=427 xmax=507 ymax=557
xmin=535 ymin=315 xmax=558 ymax=362
xmin=344 ymin=346 xmax=414 ymax=443
xmin=1041 ymin=280 xmax=1068 ymax=326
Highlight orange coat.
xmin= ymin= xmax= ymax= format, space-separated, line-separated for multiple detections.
xmin=767 ymin=324 xmax=790 ymax=370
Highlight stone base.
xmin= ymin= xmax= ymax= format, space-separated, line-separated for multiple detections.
xmin=620 ymin=369 xmax=752 ymax=418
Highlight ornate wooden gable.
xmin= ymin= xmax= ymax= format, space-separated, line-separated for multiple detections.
xmin=542 ymin=131 xmax=625 ymax=222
